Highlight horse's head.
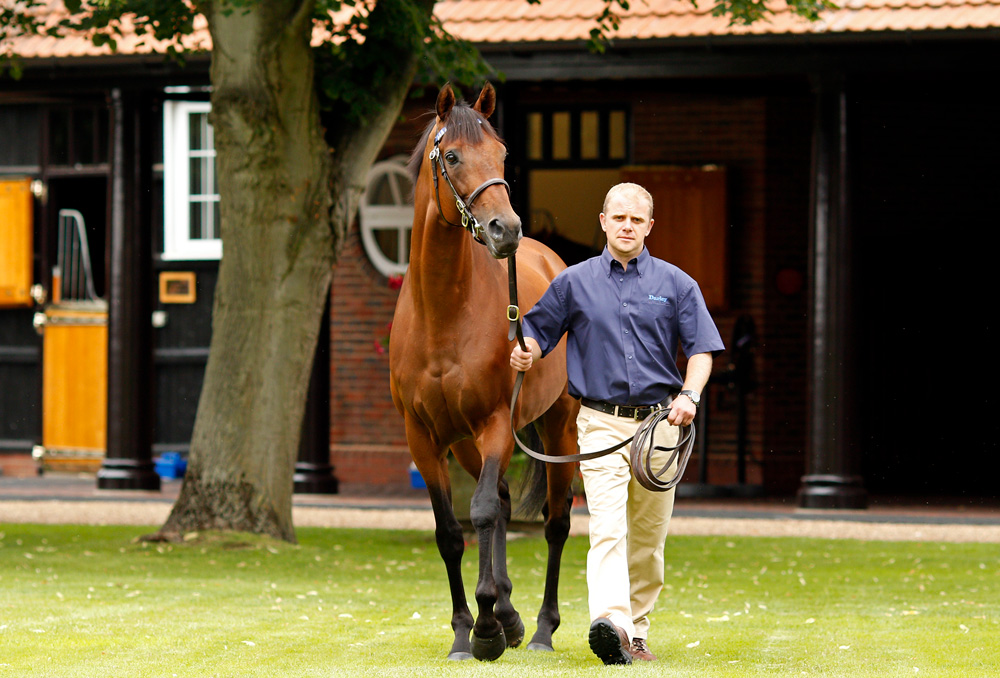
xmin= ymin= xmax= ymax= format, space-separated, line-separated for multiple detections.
xmin=424 ymin=82 xmax=522 ymax=258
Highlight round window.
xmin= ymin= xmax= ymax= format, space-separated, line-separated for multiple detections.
xmin=359 ymin=156 xmax=414 ymax=277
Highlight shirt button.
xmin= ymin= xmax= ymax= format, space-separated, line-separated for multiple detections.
xmin=624 ymin=330 xmax=629 ymax=334
xmin=623 ymin=302 xmax=628 ymax=307
xmin=627 ymin=355 xmax=633 ymax=360
xmin=619 ymin=278 xmax=624 ymax=282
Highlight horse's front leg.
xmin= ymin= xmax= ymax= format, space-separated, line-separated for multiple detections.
xmin=406 ymin=420 xmax=474 ymax=660
xmin=462 ymin=439 xmax=509 ymax=661
xmin=492 ymin=474 xmax=525 ymax=648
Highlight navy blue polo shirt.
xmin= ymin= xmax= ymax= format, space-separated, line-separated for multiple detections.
xmin=522 ymin=247 xmax=725 ymax=406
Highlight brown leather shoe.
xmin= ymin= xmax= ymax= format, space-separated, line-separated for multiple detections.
xmin=589 ymin=618 xmax=633 ymax=665
xmin=631 ymin=637 xmax=658 ymax=661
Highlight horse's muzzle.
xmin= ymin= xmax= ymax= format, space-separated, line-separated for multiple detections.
xmin=485 ymin=217 xmax=522 ymax=259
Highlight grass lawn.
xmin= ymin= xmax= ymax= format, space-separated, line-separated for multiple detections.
xmin=0 ymin=523 xmax=997 ymax=677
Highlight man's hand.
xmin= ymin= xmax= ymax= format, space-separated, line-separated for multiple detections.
xmin=667 ymin=395 xmax=697 ymax=427
xmin=510 ymin=338 xmax=541 ymax=372
xmin=668 ymin=352 xmax=714 ymax=426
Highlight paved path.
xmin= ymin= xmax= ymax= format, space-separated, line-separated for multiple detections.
xmin=3 ymin=475 xmax=1000 ymax=543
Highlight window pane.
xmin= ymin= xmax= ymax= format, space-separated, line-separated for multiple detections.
xmin=48 ymin=109 xmax=70 ymax=165
xmin=580 ymin=111 xmax=599 ymax=159
xmin=190 ymin=156 xmax=216 ymax=196
xmin=95 ymin=109 xmax=109 ymax=164
xmin=190 ymin=201 xmax=204 ymax=240
xmin=527 ymin=112 xmax=544 ymax=161
xmin=73 ymin=109 xmax=95 ymax=165
xmin=374 ymin=228 xmax=399 ymax=263
xmin=189 ymin=112 xmax=213 ymax=150
xmin=189 ymin=199 xmax=219 ymax=240
xmin=609 ymin=110 xmax=626 ymax=159
xmin=370 ymin=175 xmax=394 ymax=205
xmin=0 ymin=105 xmax=41 ymax=166
xmin=190 ymin=156 xmax=203 ymax=195
xmin=551 ymin=112 xmax=571 ymax=160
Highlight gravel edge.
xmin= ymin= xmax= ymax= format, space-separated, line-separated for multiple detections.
xmin=2 ymin=500 xmax=999 ymax=543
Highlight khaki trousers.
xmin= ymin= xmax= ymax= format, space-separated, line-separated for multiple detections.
xmin=577 ymin=406 xmax=678 ymax=641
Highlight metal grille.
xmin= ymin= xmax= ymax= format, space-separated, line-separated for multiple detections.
xmin=55 ymin=209 xmax=99 ymax=302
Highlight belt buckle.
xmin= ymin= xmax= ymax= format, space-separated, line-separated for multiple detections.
xmin=636 ymin=404 xmax=660 ymax=420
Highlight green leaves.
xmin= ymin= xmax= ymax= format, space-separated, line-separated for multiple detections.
xmin=712 ymin=0 xmax=838 ymax=25
xmin=312 ymin=0 xmax=492 ymax=126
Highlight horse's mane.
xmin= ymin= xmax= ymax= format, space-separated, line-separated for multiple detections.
xmin=406 ymin=101 xmax=505 ymax=188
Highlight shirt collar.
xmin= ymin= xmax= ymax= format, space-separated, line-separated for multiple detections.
xmin=602 ymin=246 xmax=649 ymax=277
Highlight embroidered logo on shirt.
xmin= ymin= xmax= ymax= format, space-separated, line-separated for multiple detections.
xmin=648 ymin=295 xmax=669 ymax=303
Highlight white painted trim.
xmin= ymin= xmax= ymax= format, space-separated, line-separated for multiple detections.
xmin=162 ymin=100 xmax=222 ymax=261
xmin=359 ymin=157 xmax=413 ymax=277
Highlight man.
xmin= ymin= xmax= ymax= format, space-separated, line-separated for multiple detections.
xmin=510 ymin=182 xmax=724 ymax=665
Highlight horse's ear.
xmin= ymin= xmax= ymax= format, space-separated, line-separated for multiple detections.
xmin=473 ymin=82 xmax=496 ymax=119
xmin=436 ymin=83 xmax=456 ymax=121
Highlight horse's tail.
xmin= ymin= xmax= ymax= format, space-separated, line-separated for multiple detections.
xmin=514 ymin=424 xmax=548 ymax=520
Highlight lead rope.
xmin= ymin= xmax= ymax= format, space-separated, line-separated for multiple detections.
xmin=506 ymin=254 xmax=696 ymax=491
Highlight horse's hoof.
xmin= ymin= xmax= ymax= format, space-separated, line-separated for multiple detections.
xmin=447 ymin=651 xmax=474 ymax=661
xmin=527 ymin=642 xmax=554 ymax=652
xmin=471 ymin=628 xmax=507 ymax=661
xmin=504 ymin=617 xmax=525 ymax=648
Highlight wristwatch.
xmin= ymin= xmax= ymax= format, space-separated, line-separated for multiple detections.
xmin=679 ymin=390 xmax=701 ymax=408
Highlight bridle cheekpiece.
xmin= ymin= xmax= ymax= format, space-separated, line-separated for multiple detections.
xmin=429 ymin=125 xmax=511 ymax=245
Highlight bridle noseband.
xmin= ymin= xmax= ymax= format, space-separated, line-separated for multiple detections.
xmin=429 ymin=126 xmax=510 ymax=244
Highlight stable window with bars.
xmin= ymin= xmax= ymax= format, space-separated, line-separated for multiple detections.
xmin=524 ymin=107 xmax=628 ymax=167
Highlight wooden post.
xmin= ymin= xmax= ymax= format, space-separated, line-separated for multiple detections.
xmin=97 ymin=88 xmax=160 ymax=491
xmin=797 ymin=75 xmax=866 ymax=509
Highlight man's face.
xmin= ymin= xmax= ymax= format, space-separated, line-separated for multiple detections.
xmin=600 ymin=192 xmax=653 ymax=263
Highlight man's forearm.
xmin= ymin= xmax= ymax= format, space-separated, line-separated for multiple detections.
xmin=682 ymin=353 xmax=714 ymax=394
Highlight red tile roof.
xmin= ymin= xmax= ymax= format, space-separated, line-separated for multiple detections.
xmin=434 ymin=0 xmax=1000 ymax=42
xmin=5 ymin=0 xmax=999 ymax=61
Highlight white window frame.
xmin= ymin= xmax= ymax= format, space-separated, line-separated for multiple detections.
xmin=162 ymin=100 xmax=222 ymax=260
xmin=359 ymin=156 xmax=414 ymax=277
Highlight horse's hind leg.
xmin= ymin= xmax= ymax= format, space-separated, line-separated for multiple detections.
xmin=408 ymin=423 xmax=474 ymax=660
xmin=527 ymin=396 xmax=579 ymax=652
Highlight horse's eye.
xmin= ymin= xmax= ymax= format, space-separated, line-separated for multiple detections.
xmin=444 ymin=151 xmax=459 ymax=165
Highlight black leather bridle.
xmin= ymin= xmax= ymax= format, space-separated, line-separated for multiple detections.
xmin=428 ymin=126 xmax=510 ymax=243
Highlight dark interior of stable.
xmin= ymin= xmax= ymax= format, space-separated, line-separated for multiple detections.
xmin=852 ymin=74 xmax=999 ymax=498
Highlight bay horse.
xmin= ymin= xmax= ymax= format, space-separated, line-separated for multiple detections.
xmin=389 ymin=82 xmax=580 ymax=661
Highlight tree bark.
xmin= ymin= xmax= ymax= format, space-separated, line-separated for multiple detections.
xmin=156 ymin=0 xmax=330 ymax=542
xmin=153 ymin=0 xmax=434 ymax=542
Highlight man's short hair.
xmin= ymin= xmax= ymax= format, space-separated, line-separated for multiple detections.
xmin=603 ymin=182 xmax=654 ymax=220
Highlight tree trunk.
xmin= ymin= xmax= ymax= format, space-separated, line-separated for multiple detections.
xmin=153 ymin=0 xmax=433 ymax=543
xmin=156 ymin=1 xmax=330 ymax=542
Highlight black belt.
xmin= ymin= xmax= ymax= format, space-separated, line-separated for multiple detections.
xmin=581 ymin=395 xmax=676 ymax=421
